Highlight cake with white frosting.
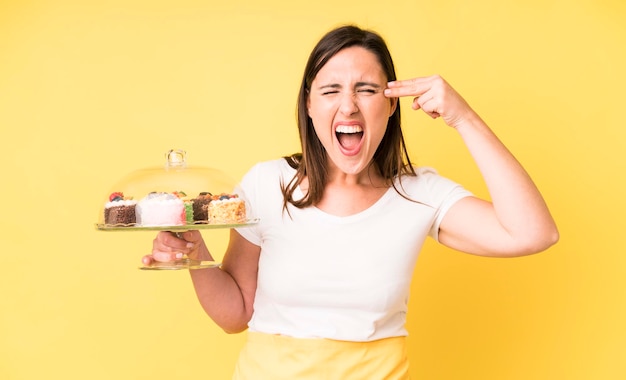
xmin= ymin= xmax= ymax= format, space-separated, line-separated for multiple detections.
xmin=136 ymin=192 xmax=185 ymax=226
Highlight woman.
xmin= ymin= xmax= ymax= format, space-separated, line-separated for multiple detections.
xmin=144 ymin=25 xmax=558 ymax=379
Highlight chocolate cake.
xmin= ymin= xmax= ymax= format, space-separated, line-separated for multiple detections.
xmin=192 ymin=192 xmax=213 ymax=223
xmin=104 ymin=192 xmax=137 ymax=226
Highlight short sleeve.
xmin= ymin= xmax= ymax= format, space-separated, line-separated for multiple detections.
xmin=413 ymin=167 xmax=473 ymax=242
xmin=234 ymin=163 xmax=263 ymax=246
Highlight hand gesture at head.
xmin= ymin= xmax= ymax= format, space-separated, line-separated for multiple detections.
xmin=385 ymin=75 xmax=475 ymax=129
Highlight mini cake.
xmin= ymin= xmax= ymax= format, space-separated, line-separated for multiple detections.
xmin=208 ymin=194 xmax=246 ymax=224
xmin=172 ymin=191 xmax=194 ymax=224
xmin=104 ymin=192 xmax=137 ymax=226
xmin=192 ymin=192 xmax=213 ymax=223
xmin=184 ymin=200 xmax=194 ymax=224
xmin=136 ymin=192 xmax=185 ymax=226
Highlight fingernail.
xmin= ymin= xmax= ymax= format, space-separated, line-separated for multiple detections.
xmin=384 ymin=89 xmax=391 ymax=95
xmin=175 ymin=252 xmax=183 ymax=259
xmin=186 ymin=242 xmax=194 ymax=248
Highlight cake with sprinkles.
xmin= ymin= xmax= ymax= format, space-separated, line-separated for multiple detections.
xmin=208 ymin=193 xmax=246 ymax=224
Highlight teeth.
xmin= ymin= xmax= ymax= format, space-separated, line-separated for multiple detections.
xmin=336 ymin=125 xmax=363 ymax=134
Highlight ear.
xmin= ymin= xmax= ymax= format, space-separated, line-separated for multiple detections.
xmin=306 ymin=93 xmax=311 ymax=115
xmin=389 ymin=96 xmax=398 ymax=117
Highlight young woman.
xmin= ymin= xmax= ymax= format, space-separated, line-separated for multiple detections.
xmin=144 ymin=25 xmax=558 ymax=379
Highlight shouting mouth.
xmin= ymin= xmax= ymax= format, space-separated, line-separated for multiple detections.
xmin=335 ymin=124 xmax=364 ymax=155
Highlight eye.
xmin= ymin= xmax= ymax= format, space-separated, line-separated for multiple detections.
xmin=322 ymin=90 xmax=339 ymax=96
xmin=357 ymin=88 xmax=378 ymax=95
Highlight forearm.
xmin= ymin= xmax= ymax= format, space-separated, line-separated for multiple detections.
xmin=148 ymin=229 xmax=256 ymax=332
xmin=187 ymin=230 xmax=258 ymax=333
xmin=189 ymin=267 xmax=251 ymax=333
xmin=455 ymin=112 xmax=559 ymax=250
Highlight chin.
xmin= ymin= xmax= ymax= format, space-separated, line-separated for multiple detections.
xmin=334 ymin=158 xmax=371 ymax=175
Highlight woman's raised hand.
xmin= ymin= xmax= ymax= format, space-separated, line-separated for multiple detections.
xmin=384 ymin=75 xmax=475 ymax=129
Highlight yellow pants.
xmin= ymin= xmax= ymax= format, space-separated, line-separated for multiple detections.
xmin=232 ymin=332 xmax=410 ymax=380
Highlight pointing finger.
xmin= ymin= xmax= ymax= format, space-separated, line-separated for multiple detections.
xmin=385 ymin=77 xmax=432 ymax=98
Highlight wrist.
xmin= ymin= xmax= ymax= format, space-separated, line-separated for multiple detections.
xmin=451 ymin=110 xmax=485 ymax=134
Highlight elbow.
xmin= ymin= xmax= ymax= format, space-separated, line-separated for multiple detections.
xmin=534 ymin=221 xmax=560 ymax=252
xmin=223 ymin=326 xmax=248 ymax=335
xmin=539 ymin=225 xmax=560 ymax=252
xmin=479 ymin=224 xmax=560 ymax=258
xmin=508 ymin=224 xmax=560 ymax=257
xmin=221 ymin=319 xmax=250 ymax=334
xmin=210 ymin=315 xmax=250 ymax=334
xmin=220 ymin=314 xmax=252 ymax=334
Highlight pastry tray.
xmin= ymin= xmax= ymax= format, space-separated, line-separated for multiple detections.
xmin=139 ymin=259 xmax=222 ymax=271
xmin=95 ymin=218 xmax=259 ymax=232
xmin=96 ymin=219 xmax=258 ymax=270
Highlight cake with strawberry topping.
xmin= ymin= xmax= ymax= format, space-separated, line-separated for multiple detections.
xmin=136 ymin=192 xmax=185 ymax=226
xmin=104 ymin=192 xmax=137 ymax=226
xmin=208 ymin=193 xmax=246 ymax=224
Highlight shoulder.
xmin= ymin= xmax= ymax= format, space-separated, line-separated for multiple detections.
xmin=397 ymin=166 xmax=472 ymax=206
xmin=413 ymin=166 xmax=439 ymax=178
xmin=239 ymin=158 xmax=296 ymax=191
xmin=398 ymin=166 xmax=445 ymax=187
xmin=244 ymin=158 xmax=296 ymax=179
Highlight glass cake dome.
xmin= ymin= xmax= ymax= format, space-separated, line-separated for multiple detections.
xmin=95 ymin=149 xmax=256 ymax=232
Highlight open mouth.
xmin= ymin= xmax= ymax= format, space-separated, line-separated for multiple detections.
xmin=335 ymin=125 xmax=364 ymax=152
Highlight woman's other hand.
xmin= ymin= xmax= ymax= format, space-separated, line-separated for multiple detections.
xmin=141 ymin=230 xmax=207 ymax=266
xmin=384 ymin=75 xmax=474 ymax=129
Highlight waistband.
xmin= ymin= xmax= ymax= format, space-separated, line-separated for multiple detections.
xmin=233 ymin=332 xmax=410 ymax=380
xmin=246 ymin=330 xmax=406 ymax=349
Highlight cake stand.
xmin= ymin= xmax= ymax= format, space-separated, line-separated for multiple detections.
xmin=95 ymin=149 xmax=258 ymax=270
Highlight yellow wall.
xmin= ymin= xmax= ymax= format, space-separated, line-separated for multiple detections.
xmin=1 ymin=0 xmax=624 ymax=379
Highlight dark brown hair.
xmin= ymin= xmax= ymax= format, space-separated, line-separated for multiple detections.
xmin=282 ymin=25 xmax=416 ymax=211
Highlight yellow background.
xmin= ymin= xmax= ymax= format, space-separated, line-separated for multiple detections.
xmin=1 ymin=0 xmax=624 ymax=379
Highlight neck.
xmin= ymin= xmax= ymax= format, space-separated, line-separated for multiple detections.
xmin=325 ymin=160 xmax=385 ymax=188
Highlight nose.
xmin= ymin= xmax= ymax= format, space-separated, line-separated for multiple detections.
xmin=339 ymin=92 xmax=359 ymax=115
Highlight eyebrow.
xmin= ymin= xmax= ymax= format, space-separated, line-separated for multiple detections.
xmin=316 ymin=81 xmax=383 ymax=90
xmin=356 ymin=81 xmax=382 ymax=89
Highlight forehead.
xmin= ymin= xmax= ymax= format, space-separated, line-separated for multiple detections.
xmin=314 ymin=46 xmax=386 ymax=83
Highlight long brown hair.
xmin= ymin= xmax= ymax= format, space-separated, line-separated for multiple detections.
xmin=282 ymin=25 xmax=416 ymax=211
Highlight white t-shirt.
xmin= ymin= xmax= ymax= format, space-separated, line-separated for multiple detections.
xmin=235 ymin=159 xmax=472 ymax=342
